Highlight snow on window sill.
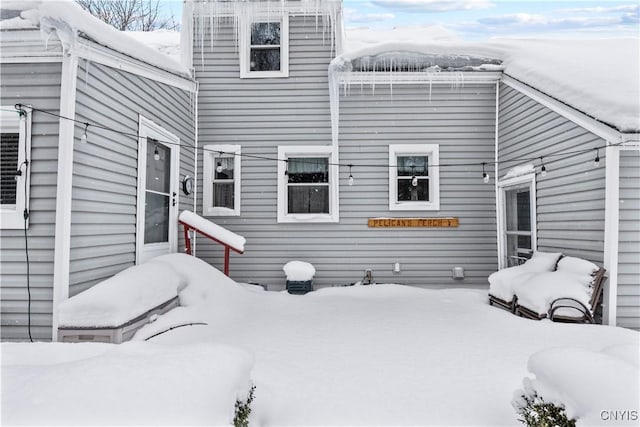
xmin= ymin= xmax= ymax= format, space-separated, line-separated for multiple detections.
xmin=389 ymin=201 xmax=440 ymax=211
xmin=204 ymin=207 xmax=241 ymax=217
xmin=277 ymin=213 xmax=338 ymax=223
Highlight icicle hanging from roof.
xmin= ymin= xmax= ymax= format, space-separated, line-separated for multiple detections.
xmin=187 ymin=0 xmax=342 ymax=67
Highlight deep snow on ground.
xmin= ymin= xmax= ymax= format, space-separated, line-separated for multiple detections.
xmin=3 ymin=254 xmax=638 ymax=426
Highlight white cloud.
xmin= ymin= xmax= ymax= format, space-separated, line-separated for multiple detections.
xmin=461 ymin=8 xmax=639 ymax=36
xmin=559 ymin=4 xmax=639 ymax=14
xmin=345 ymin=8 xmax=396 ymax=24
xmin=370 ymin=0 xmax=494 ymax=13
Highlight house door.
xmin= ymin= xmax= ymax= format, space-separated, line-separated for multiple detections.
xmin=136 ymin=116 xmax=180 ymax=264
xmin=498 ymin=174 xmax=536 ymax=269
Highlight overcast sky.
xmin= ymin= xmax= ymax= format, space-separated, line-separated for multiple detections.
xmin=166 ymin=1 xmax=639 ymax=40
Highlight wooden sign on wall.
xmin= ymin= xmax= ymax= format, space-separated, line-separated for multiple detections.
xmin=367 ymin=217 xmax=460 ymax=228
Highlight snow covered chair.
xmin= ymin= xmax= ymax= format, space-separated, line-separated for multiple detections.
xmin=514 ymin=257 xmax=606 ymax=323
xmin=488 ymin=251 xmax=563 ymax=313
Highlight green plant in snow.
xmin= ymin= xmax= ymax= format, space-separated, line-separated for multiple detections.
xmin=516 ymin=392 xmax=576 ymax=427
xmin=233 ymin=385 xmax=255 ymax=427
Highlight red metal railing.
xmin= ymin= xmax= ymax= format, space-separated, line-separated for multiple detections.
xmin=179 ymin=220 xmax=245 ymax=276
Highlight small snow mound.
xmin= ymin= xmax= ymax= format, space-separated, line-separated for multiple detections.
xmin=283 ymin=261 xmax=316 ymax=281
xmin=1 ymin=341 xmax=254 ymax=426
xmin=514 ymin=346 xmax=640 ymax=425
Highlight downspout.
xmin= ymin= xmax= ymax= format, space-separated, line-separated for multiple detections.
xmin=602 ymin=143 xmax=620 ymax=326
xmin=51 ymin=47 xmax=79 ymax=341
xmin=494 ymin=81 xmax=502 ymax=269
xmin=193 ymin=80 xmax=199 ymax=256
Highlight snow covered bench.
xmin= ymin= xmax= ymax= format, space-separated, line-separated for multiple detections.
xmin=57 ymin=260 xmax=184 ymax=343
xmin=488 ymin=251 xmax=563 ymax=313
xmin=514 ymin=257 xmax=606 ymax=323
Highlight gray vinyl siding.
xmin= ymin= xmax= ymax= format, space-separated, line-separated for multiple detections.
xmin=194 ymin=15 xmax=497 ymax=288
xmin=497 ymin=83 xmax=606 ymax=265
xmin=69 ymin=60 xmax=195 ymax=296
xmin=0 ymin=61 xmax=62 ymax=341
xmin=617 ymin=150 xmax=640 ymax=329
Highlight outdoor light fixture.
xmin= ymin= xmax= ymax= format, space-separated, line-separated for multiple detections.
xmin=80 ymin=123 xmax=89 ymax=143
xmin=482 ymin=162 xmax=490 ymax=184
xmin=153 ymin=144 xmax=160 ymax=161
xmin=593 ymin=148 xmax=600 ymax=167
xmin=348 ymin=164 xmax=354 ymax=186
xmin=540 ymin=157 xmax=547 ymax=177
xmin=411 ymin=166 xmax=418 ymax=187
xmin=216 ymin=161 xmax=223 ymax=174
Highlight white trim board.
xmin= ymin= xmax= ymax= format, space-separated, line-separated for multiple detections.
xmin=2 ymin=29 xmax=196 ymax=92
xmin=75 ymin=38 xmax=196 ymax=92
xmin=502 ymin=75 xmax=624 ymax=144
xmin=602 ymin=144 xmax=620 ymax=326
xmin=51 ymin=51 xmax=79 ymax=341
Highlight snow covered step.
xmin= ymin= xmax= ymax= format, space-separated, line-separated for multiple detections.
xmin=57 ymin=297 xmax=179 ymax=344
xmin=57 ymin=260 xmax=186 ymax=343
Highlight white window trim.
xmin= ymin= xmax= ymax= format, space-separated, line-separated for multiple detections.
xmin=496 ymin=173 xmax=537 ymax=270
xmin=203 ymin=144 xmax=241 ymax=217
xmin=389 ymin=144 xmax=440 ymax=211
xmin=1 ymin=107 xmax=32 ymax=229
xmin=239 ymin=14 xmax=289 ymax=79
xmin=277 ymin=145 xmax=339 ymax=223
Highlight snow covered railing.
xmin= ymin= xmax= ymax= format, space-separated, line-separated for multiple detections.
xmin=178 ymin=210 xmax=245 ymax=276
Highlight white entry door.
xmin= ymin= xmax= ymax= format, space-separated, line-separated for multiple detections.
xmin=136 ymin=116 xmax=180 ymax=264
xmin=497 ymin=174 xmax=537 ymax=269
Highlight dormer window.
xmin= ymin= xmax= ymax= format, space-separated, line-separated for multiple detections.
xmin=240 ymin=15 xmax=289 ymax=78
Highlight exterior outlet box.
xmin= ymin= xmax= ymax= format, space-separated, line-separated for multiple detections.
xmin=452 ymin=267 xmax=465 ymax=279
xmin=393 ymin=262 xmax=400 ymax=273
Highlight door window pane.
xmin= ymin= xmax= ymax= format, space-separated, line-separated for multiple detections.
xmin=145 ymin=192 xmax=169 ymax=244
xmin=146 ymin=139 xmax=170 ymax=193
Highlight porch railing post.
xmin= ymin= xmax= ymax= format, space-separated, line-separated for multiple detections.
xmin=183 ymin=224 xmax=192 ymax=255
xmin=224 ymin=246 xmax=230 ymax=276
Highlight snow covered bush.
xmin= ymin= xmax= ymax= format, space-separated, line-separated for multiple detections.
xmin=234 ymin=385 xmax=256 ymax=427
xmin=514 ymin=391 xmax=576 ymax=427
xmin=514 ymin=345 xmax=639 ymax=426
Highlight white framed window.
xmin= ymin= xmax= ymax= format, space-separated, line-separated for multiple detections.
xmin=1 ymin=107 xmax=31 ymax=229
xmin=277 ymin=145 xmax=339 ymax=223
xmin=239 ymin=14 xmax=289 ymax=79
xmin=203 ymin=145 xmax=241 ymax=216
xmin=389 ymin=144 xmax=440 ymax=211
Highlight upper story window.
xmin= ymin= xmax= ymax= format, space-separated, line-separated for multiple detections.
xmin=1 ymin=107 xmax=31 ymax=229
xmin=203 ymin=145 xmax=241 ymax=216
xmin=240 ymin=15 xmax=289 ymax=78
xmin=277 ymin=145 xmax=338 ymax=223
xmin=389 ymin=144 xmax=440 ymax=211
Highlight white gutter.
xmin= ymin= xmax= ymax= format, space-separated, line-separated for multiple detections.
xmin=51 ymin=48 xmax=79 ymax=341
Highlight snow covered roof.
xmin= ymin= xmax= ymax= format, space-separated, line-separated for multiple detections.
xmin=0 ymin=0 xmax=190 ymax=79
xmin=337 ymin=37 xmax=640 ymax=133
